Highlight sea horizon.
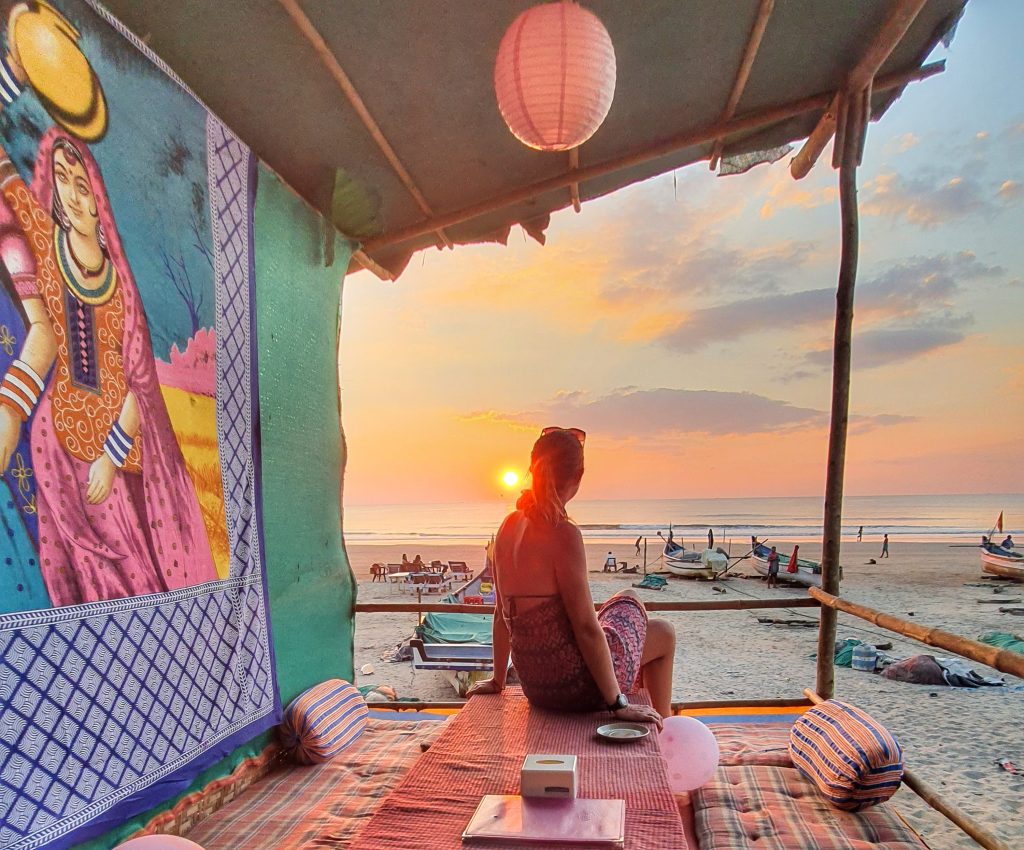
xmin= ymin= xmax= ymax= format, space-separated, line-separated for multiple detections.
xmin=343 ymin=492 xmax=1024 ymax=546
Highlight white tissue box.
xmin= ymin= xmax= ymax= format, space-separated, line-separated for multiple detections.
xmin=520 ymin=754 xmax=578 ymax=799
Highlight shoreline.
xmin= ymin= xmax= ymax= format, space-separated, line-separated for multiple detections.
xmin=349 ymin=540 xmax=1023 ymax=850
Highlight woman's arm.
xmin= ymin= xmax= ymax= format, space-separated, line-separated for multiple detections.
xmin=466 ymin=514 xmax=514 ymax=696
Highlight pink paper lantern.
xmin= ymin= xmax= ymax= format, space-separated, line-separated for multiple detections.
xmin=494 ymin=1 xmax=616 ymax=151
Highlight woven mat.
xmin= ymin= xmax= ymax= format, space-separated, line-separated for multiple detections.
xmin=349 ymin=688 xmax=687 ymax=849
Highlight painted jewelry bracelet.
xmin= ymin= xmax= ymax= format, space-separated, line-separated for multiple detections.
xmin=0 ymin=359 xmax=44 ymax=420
xmin=0 ymin=53 xmax=21 ymax=105
xmin=103 ymin=421 xmax=134 ymax=468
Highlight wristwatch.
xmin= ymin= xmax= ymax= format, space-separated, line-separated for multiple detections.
xmin=607 ymin=693 xmax=628 ymax=712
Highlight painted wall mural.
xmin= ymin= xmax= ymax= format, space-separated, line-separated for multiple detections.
xmin=0 ymin=3 xmax=277 ymax=849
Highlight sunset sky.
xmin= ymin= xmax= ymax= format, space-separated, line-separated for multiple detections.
xmin=339 ymin=3 xmax=1023 ymax=507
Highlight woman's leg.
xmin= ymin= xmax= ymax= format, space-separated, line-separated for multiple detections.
xmin=640 ymin=618 xmax=675 ymax=718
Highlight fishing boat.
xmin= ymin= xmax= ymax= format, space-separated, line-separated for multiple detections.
xmin=751 ymin=540 xmax=826 ymax=588
xmin=980 ymin=541 xmax=1024 ymax=582
xmin=661 ymin=528 xmax=723 ymax=579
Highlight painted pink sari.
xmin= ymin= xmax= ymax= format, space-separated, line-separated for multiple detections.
xmin=14 ymin=128 xmax=218 ymax=605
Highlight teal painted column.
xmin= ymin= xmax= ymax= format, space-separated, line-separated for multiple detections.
xmin=254 ymin=167 xmax=357 ymax=702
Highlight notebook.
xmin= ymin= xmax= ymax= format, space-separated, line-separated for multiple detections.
xmin=462 ymin=795 xmax=625 ymax=846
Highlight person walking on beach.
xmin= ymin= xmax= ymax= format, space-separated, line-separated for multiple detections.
xmin=635 ymin=535 xmax=642 ymax=556
xmin=708 ymin=528 xmax=715 ymax=550
xmin=766 ymin=546 xmax=780 ymax=588
xmin=857 ymin=526 xmax=863 ymax=542
xmin=881 ymin=534 xmax=889 ymax=559
xmin=467 ymin=427 xmax=675 ymax=722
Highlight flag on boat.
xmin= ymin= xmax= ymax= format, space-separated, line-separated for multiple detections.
xmin=996 ymin=511 xmax=1004 ymax=533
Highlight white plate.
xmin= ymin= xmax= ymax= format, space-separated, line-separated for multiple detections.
xmin=596 ymin=722 xmax=650 ymax=742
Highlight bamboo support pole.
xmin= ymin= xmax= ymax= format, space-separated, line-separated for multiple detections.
xmin=356 ymin=597 xmax=820 ymax=615
xmin=362 ymin=62 xmax=943 ymax=253
xmin=802 ymin=690 xmax=1013 ymax=850
xmin=277 ymin=0 xmax=453 ymax=250
xmin=351 ymin=249 xmax=395 ymax=281
xmin=791 ymin=0 xmax=927 ymax=178
xmin=809 ymin=588 xmax=1024 ymax=680
xmin=816 ymin=103 xmax=864 ymax=700
xmin=708 ymin=0 xmax=775 ymax=170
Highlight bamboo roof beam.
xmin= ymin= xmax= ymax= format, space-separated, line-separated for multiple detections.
xmin=791 ymin=0 xmax=927 ymax=179
xmin=277 ymin=0 xmax=454 ymax=250
xmin=351 ymin=249 xmax=395 ymax=281
xmin=568 ymin=147 xmax=582 ymax=213
xmin=363 ymin=60 xmax=943 ymax=254
xmin=708 ymin=0 xmax=775 ymax=171
xmin=803 ymin=689 xmax=1014 ymax=850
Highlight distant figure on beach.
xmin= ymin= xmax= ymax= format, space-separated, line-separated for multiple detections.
xmin=786 ymin=545 xmax=800 ymax=574
xmin=412 ymin=554 xmax=425 ymax=570
xmin=402 ymin=553 xmax=411 ymax=568
xmin=708 ymin=528 xmax=715 ymax=549
xmin=881 ymin=534 xmax=889 ymax=559
xmin=604 ymin=552 xmax=616 ymax=571
xmin=635 ymin=535 xmax=643 ymax=556
xmin=766 ymin=546 xmax=780 ymax=588
xmin=467 ymin=427 xmax=675 ymax=722
xmin=857 ymin=526 xmax=863 ymax=542
xmin=1001 ymin=535 xmax=1014 ymax=549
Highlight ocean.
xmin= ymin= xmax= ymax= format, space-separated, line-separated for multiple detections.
xmin=343 ymin=493 xmax=1024 ymax=546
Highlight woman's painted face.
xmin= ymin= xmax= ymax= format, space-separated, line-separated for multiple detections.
xmin=53 ymin=148 xmax=99 ymax=240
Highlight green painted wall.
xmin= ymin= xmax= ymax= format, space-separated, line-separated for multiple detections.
xmin=74 ymin=166 xmax=356 ymax=849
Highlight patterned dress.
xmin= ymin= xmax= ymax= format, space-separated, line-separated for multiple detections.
xmin=506 ymin=592 xmax=648 ymax=712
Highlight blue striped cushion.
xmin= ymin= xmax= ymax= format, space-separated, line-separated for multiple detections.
xmin=280 ymin=679 xmax=369 ymax=764
xmin=789 ymin=700 xmax=903 ymax=811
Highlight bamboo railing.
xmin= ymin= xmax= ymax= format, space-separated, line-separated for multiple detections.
xmin=809 ymin=587 xmax=1024 ymax=680
xmin=355 ymin=597 xmax=820 ymax=615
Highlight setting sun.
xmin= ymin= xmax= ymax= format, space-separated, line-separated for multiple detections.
xmin=501 ymin=470 xmax=520 ymax=488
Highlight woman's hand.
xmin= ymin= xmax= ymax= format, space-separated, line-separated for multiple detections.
xmin=465 ymin=677 xmax=503 ymax=697
xmin=613 ymin=703 xmax=663 ymax=731
xmin=87 ymin=454 xmax=116 ymax=504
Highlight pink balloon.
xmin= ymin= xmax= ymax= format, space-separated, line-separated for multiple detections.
xmin=115 ymin=837 xmax=205 ymax=850
xmin=658 ymin=716 xmax=720 ymax=792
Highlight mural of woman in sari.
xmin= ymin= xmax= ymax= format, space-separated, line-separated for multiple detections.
xmin=0 ymin=127 xmax=217 ymax=606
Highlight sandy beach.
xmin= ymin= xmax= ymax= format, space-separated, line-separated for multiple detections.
xmin=348 ymin=540 xmax=1023 ymax=850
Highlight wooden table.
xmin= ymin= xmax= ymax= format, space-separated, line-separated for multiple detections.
xmin=348 ymin=688 xmax=688 ymax=849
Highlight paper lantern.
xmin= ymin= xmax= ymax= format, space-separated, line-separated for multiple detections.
xmin=494 ymin=1 xmax=616 ymax=151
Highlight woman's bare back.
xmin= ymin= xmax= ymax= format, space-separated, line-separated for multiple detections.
xmin=495 ymin=511 xmax=579 ymax=614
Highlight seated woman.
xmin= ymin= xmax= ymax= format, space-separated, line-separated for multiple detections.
xmin=467 ymin=428 xmax=675 ymax=725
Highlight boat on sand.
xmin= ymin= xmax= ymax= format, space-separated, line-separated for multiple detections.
xmin=980 ymin=541 xmax=1024 ymax=582
xmin=661 ymin=528 xmax=724 ymax=579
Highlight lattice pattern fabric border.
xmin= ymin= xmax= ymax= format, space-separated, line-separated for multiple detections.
xmin=0 ymin=6 xmax=277 ymax=847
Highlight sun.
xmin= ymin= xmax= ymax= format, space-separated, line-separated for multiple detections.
xmin=501 ymin=470 xmax=520 ymax=488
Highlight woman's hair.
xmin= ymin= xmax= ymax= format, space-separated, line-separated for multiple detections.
xmin=516 ymin=430 xmax=584 ymax=525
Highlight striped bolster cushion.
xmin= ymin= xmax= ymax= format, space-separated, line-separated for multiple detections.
xmin=279 ymin=679 xmax=369 ymax=764
xmin=789 ymin=700 xmax=903 ymax=811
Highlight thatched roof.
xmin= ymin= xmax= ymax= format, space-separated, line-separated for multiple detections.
xmin=101 ymin=0 xmax=965 ymax=278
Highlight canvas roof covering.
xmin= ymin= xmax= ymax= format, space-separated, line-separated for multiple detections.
xmin=102 ymin=0 xmax=965 ymax=278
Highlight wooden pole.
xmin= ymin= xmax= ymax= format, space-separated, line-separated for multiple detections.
xmin=803 ymin=689 xmax=1013 ymax=850
xmin=708 ymin=0 xmax=775 ymax=170
xmin=356 ymin=597 xmax=820 ymax=615
xmin=809 ymin=588 xmax=1024 ymax=680
xmin=815 ymin=99 xmax=863 ymax=700
xmin=790 ymin=0 xmax=927 ymax=178
xmin=362 ymin=62 xmax=943 ymax=253
xmin=351 ymin=249 xmax=395 ymax=281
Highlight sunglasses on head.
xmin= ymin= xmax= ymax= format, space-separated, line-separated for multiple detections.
xmin=541 ymin=426 xmax=586 ymax=445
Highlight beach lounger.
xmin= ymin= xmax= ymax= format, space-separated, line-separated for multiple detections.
xmin=447 ymin=560 xmax=472 ymax=581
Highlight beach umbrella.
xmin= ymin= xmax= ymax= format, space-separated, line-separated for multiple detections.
xmin=494 ymin=1 xmax=616 ymax=152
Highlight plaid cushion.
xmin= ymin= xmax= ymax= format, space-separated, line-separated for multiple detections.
xmin=186 ymin=718 xmax=445 ymax=849
xmin=790 ymin=701 xmax=903 ymax=811
xmin=709 ymin=722 xmax=794 ymax=768
xmin=694 ymin=763 xmax=927 ymax=850
xmin=280 ymin=679 xmax=369 ymax=764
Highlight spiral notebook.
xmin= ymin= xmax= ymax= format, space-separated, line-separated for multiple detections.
xmin=462 ymin=795 xmax=625 ymax=846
